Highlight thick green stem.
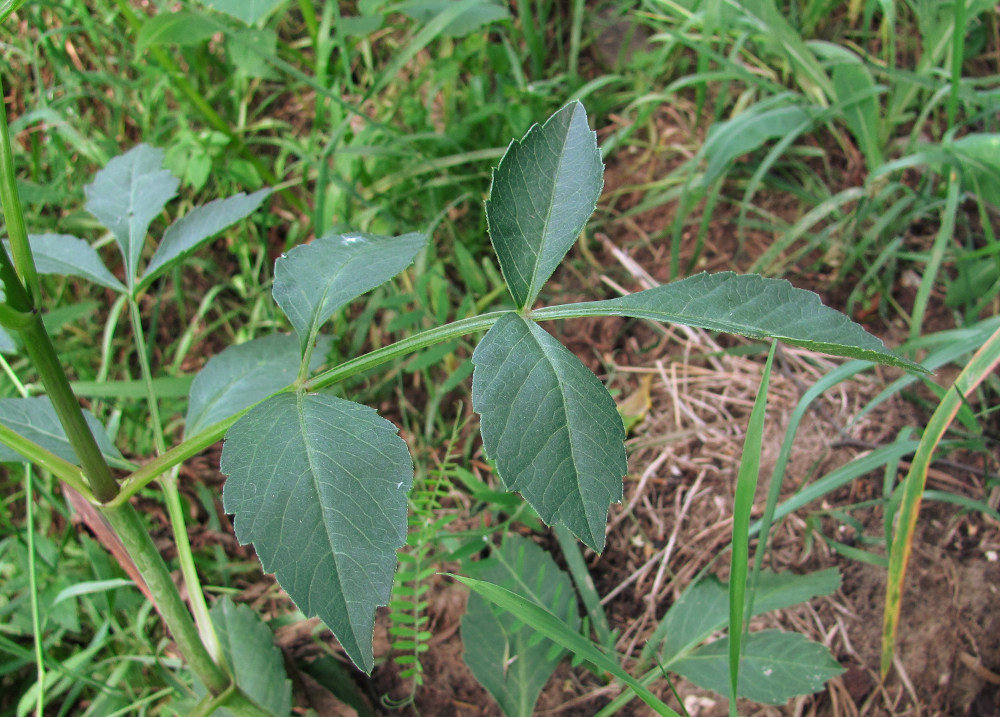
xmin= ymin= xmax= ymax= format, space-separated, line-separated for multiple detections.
xmin=102 ymin=504 xmax=276 ymax=716
xmin=17 ymin=316 xmax=119 ymax=502
xmin=0 ymin=74 xmax=117 ymax=502
xmin=101 ymin=502 xmax=230 ymax=693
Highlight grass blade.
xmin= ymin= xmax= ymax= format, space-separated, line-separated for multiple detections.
xmin=451 ymin=575 xmax=682 ymax=717
xmin=728 ymin=341 xmax=775 ymax=713
xmin=554 ymin=523 xmax=613 ymax=648
xmin=910 ymin=172 xmax=960 ymax=340
xmin=881 ymin=324 xmax=1000 ymax=676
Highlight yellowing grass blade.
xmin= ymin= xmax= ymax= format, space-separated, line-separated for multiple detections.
xmin=882 ymin=324 xmax=1000 ymax=676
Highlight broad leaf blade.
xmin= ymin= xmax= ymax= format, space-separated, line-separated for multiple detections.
xmin=548 ymin=273 xmax=924 ymax=372
xmin=0 ymin=396 xmax=124 ymax=466
xmin=656 ymin=569 xmax=842 ymax=665
xmin=272 ymin=232 xmax=426 ymax=355
xmin=0 ymin=328 xmax=16 ymax=354
xmin=13 ymin=235 xmax=125 ymax=292
xmin=750 ymin=568 xmax=840 ymax=616
xmin=672 ymin=631 xmax=844 ymax=704
xmin=949 ymin=133 xmax=1000 ymax=205
xmin=84 ymin=144 xmax=179 ymax=288
xmin=658 ymin=576 xmax=728 ymax=665
xmin=136 ymin=10 xmax=218 ymax=53
xmin=454 ymin=575 xmax=682 ymax=716
xmin=144 ymin=189 xmax=272 ymax=285
xmin=701 ymin=102 xmax=816 ymax=186
xmin=461 ymin=535 xmax=579 ymax=716
xmin=397 ymin=0 xmax=510 ymax=36
xmin=471 ymin=313 xmax=625 ymax=551
xmin=185 ymin=333 xmax=332 ymax=436
xmin=832 ymin=61 xmax=884 ymax=172
xmin=200 ymin=0 xmax=287 ymax=24
xmin=208 ymin=597 xmax=292 ymax=717
xmin=221 ymin=392 xmax=413 ymax=672
xmin=486 ymin=101 xmax=603 ymax=311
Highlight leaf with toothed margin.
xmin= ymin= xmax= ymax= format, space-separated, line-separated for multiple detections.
xmin=472 ymin=313 xmax=625 ymax=552
xmin=271 ymin=231 xmax=426 ymax=356
xmin=220 ymin=391 xmax=413 ymax=673
xmin=84 ymin=144 xmax=179 ymax=288
xmin=185 ymin=333 xmax=333 ymax=437
xmin=486 ymin=101 xmax=603 ymax=311
xmin=7 ymin=235 xmax=125 ymax=292
xmin=142 ymin=188 xmax=272 ymax=288
xmin=536 ymin=272 xmax=926 ymax=373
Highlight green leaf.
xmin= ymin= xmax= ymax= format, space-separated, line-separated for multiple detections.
xmin=701 ymin=102 xmax=817 ymax=186
xmin=143 ymin=189 xmax=271 ymax=286
xmin=672 ymin=631 xmax=844 ymax=704
xmin=0 ymin=396 xmax=124 ymax=466
xmin=200 ymin=0 xmax=287 ymax=25
xmin=136 ymin=10 xmax=218 ymax=53
xmin=832 ymin=60 xmax=884 ymax=171
xmin=453 ymin=575 xmax=681 ymax=716
xmin=949 ymin=133 xmax=1000 ymax=205
xmin=471 ymin=313 xmax=625 ymax=552
xmin=84 ymin=144 xmax=179 ymax=289
xmin=397 ymin=0 xmax=510 ymax=36
xmin=541 ymin=272 xmax=924 ymax=372
xmin=0 ymin=0 xmax=29 ymax=26
xmin=658 ymin=576 xmax=728 ymax=664
xmin=461 ymin=535 xmax=578 ymax=717
xmin=486 ymin=101 xmax=603 ymax=311
xmin=185 ymin=333 xmax=332 ymax=436
xmin=0 ymin=328 xmax=16 ymax=354
xmin=272 ymin=231 xmax=426 ymax=356
xmin=221 ymin=392 xmax=413 ymax=673
xmin=227 ymin=27 xmax=279 ymax=78
xmin=11 ymin=235 xmax=125 ymax=292
xmin=208 ymin=597 xmax=292 ymax=717
xmin=749 ymin=568 xmax=841 ymax=616
xmin=657 ymin=569 xmax=841 ymax=664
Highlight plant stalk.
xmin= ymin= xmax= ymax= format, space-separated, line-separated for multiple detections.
xmin=101 ymin=502 xmax=230 ymax=694
xmin=0 ymin=74 xmax=41 ymax=303
xmin=128 ymin=295 xmax=222 ymax=662
xmin=102 ymin=503 xmax=275 ymax=716
xmin=17 ymin=315 xmax=120 ymax=502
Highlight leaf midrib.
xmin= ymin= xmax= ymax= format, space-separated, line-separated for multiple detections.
xmin=295 ymin=392 xmax=357 ymax=649
xmin=531 ymin=322 xmax=592 ymax=542
xmin=525 ymin=111 xmax=575 ymax=310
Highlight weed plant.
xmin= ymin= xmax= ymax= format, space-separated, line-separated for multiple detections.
xmin=1 ymin=1 xmax=998 ymax=715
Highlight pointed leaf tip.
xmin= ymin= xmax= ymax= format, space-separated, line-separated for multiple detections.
xmin=486 ymin=102 xmax=603 ymax=311
xmin=221 ymin=393 xmax=413 ymax=672
xmin=272 ymin=231 xmax=427 ymax=356
xmin=472 ymin=313 xmax=625 ymax=551
xmin=554 ymin=272 xmax=926 ymax=373
xmin=84 ymin=144 xmax=179 ymax=287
